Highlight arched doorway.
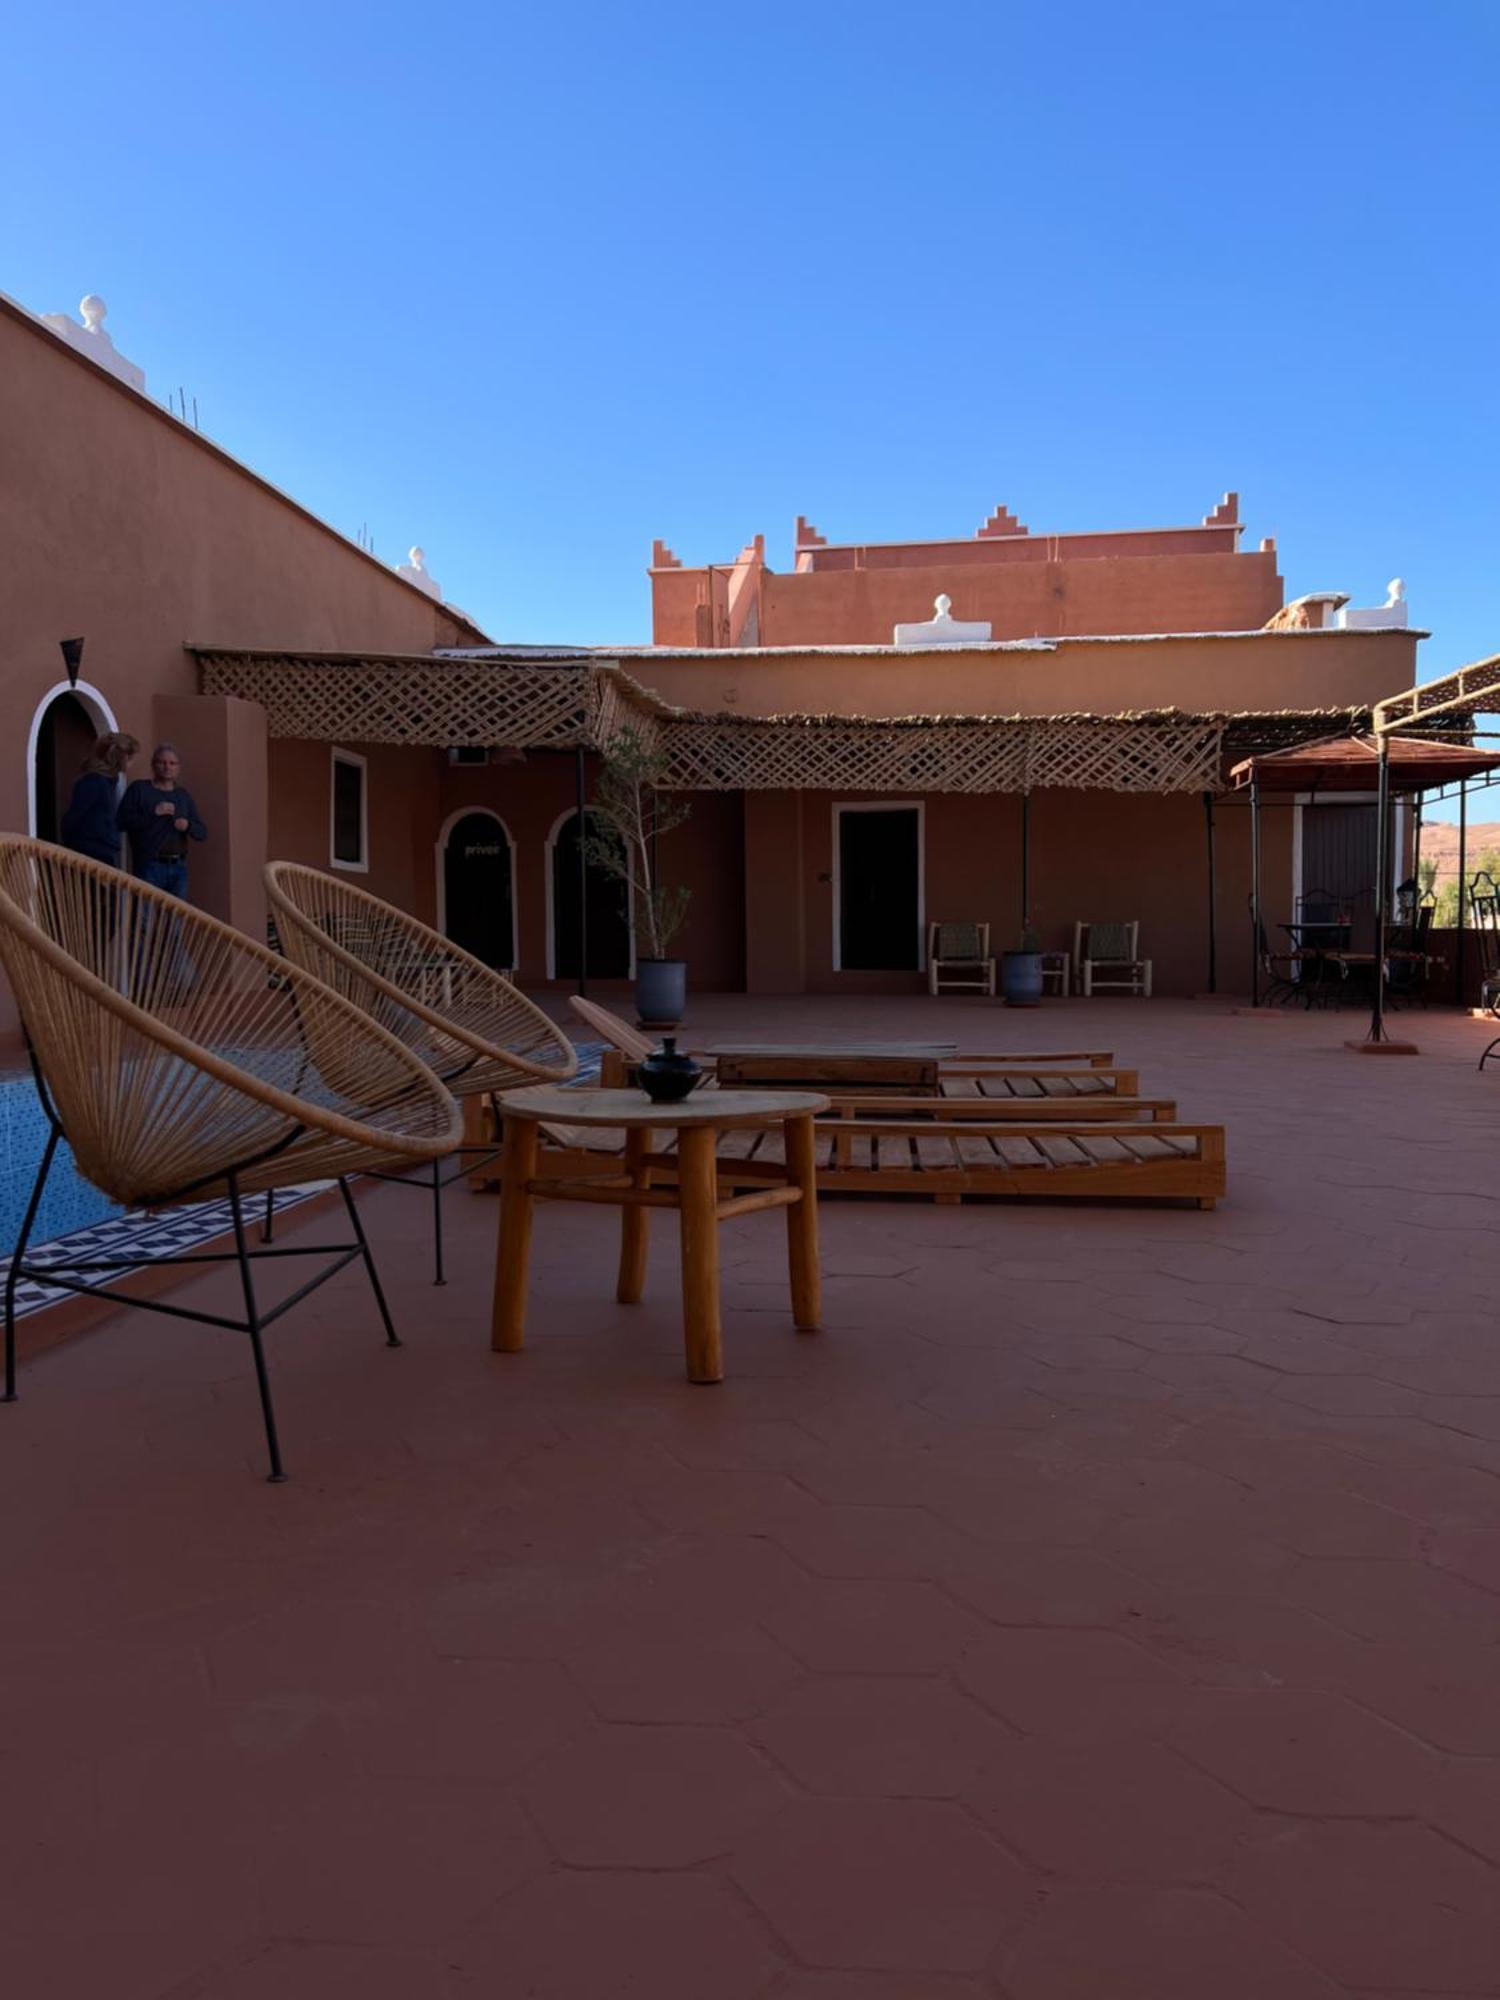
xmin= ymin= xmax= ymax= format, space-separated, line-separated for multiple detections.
xmin=438 ymin=809 xmax=517 ymax=970
xmin=549 ymin=809 xmax=632 ymax=979
xmin=28 ymin=681 xmax=119 ymax=842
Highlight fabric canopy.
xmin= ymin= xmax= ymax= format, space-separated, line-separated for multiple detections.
xmin=1229 ymin=732 xmax=1500 ymax=795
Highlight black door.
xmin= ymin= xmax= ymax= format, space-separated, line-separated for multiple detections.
xmin=838 ymin=807 xmax=920 ymax=970
xmin=1302 ymin=803 xmax=1379 ymax=946
xmin=35 ymin=692 xmax=95 ymax=842
xmin=552 ymin=810 xmax=632 ymax=978
xmin=443 ymin=813 xmax=515 ymax=969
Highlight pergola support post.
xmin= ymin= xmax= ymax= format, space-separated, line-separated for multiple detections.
xmin=574 ymin=743 xmax=588 ymax=998
xmin=1203 ymin=790 xmax=1217 ymax=994
xmin=1457 ymin=778 xmax=1468 ymax=1005
xmin=1250 ymin=778 xmax=1261 ymax=1008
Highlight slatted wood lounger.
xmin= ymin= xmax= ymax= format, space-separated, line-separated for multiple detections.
xmin=709 ymin=1120 xmax=1226 ymax=1209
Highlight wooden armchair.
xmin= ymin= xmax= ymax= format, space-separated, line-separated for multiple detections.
xmin=265 ymin=862 xmax=577 ymax=1282
xmin=927 ymin=922 xmax=996 ymax=997
xmin=1073 ymin=921 xmax=1152 ymax=997
xmin=0 ymin=838 xmax=461 ymax=1481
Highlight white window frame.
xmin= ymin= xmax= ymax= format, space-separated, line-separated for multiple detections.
xmin=435 ymin=806 xmax=519 ymax=970
xmin=329 ymin=747 xmax=369 ymax=873
xmin=544 ymin=805 xmax=636 ymax=980
xmin=831 ymin=800 xmax=926 ymax=973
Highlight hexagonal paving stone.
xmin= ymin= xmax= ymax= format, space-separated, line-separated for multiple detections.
xmin=731 ymin=1796 xmax=1029 ymax=1972
xmin=762 ymin=1576 xmax=985 ymax=1674
xmin=752 ymin=1675 xmax=1007 ymax=1796
xmin=999 ymin=1885 xmax=1343 ymax=1998
xmin=957 ymin=1627 xmax=1187 ymax=1744
xmin=965 ymin=1734 xmax=1262 ymax=1882
xmin=1231 ymin=1821 xmax=1500 ymax=1992
xmin=519 ymin=1723 xmax=788 ymax=1866
xmin=1165 ymin=1688 xmax=1440 ymax=1816
xmin=455 ymin=1871 xmax=780 ymax=1998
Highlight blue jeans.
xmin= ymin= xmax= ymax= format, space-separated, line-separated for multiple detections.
xmin=135 ymin=861 xmax=194 ymax=995
xmin=141 ymin=859 xmax=189 ymax=899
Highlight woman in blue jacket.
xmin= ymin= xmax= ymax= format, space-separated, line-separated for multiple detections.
xmin=59 ymin=732 xmax=140 ymax=867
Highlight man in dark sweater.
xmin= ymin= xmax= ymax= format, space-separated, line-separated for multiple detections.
xmin=117 ymin=742 xmax=208 ymax=898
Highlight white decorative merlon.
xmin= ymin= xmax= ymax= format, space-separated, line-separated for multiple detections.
xmin=893 ymin=593 xmax=993 ymax=647
xmin=397 ymin=545 xmax=442 ymax=600
xmin=1339 ymin=578 xmax=1409 ymax=630
xmin=39 ymin=294 xmax=146 ymax=392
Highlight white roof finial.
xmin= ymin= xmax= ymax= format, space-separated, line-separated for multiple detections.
xmin=39 ymin=290 xmax=146 ymax=391
xmin=933 ymin=593 xmax=953 ymax=620
xmin=396 ymin=544 xmax=442 ymax=600
xmin=1385 ymin=577 xmax=1406 ymax=606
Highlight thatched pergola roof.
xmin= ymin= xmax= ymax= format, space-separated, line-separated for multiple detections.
xmin=192 ymin=646 xmax=1372 ymax=796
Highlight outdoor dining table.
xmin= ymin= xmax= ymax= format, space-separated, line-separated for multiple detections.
xmin=489 ymin=1085 xmax=830 ymax=1384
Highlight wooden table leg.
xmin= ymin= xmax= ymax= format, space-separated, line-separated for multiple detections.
xmin=491 ymin=1114 xmax=538 ymax=1352
xmin=783 ymin=1111 xmax=821 ymax=1333
xmin=617 ymin=1125 xmax=651 ymax=1304
xmin=676 ymin=1123 xmax=723 ymax=1384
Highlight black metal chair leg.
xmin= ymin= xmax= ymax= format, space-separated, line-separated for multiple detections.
xmin=4 ymin=1125 xmax=60 ymax=1403
xmin=432 ymin=1155 xmax=446 ymax=1286
xmin=261 ymin=1187 xmax=276 ymax=1245
xmin=228 ymin=1176 xmax=287 ymax=1483
xmin=340 ymin=1178 xmax=401 ymax=1346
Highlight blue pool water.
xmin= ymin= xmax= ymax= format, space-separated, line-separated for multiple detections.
xmin=0 ymin=1072 xmax=119 ymax=1255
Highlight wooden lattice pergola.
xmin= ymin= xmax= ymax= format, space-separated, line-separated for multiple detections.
xmin=193 ymin=647 xmax=1368 ymax=796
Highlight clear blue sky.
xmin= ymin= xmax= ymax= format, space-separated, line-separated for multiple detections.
xmin=7 ymin=2 xmax=1498 ymax=809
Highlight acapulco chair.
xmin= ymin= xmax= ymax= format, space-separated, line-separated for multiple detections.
xmin=264 ymin=862 xmax=577 ymax=1282
xmin=0 ymin=838 xmax=461 ymax=1482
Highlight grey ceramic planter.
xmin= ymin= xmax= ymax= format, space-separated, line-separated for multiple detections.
xmin=1001 ymin=951 xmax=1044 ymax=1006
xmin=635 ymin=957 xmax=687 ymax=1027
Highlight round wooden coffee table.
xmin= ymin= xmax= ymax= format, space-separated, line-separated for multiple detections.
xmin=490 ymin=1086 xmax=830 ymax=1383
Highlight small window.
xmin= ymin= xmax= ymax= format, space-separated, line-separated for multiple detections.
xmin=330 ymin=749 xmax=368 ymax=871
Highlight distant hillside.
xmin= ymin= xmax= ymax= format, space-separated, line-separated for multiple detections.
xmin=1420 ymin=822 xmax=1500 ymax=887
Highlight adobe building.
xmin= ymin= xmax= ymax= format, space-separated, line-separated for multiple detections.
xmin=2 ymin=282 xmax=1435 ymax=1026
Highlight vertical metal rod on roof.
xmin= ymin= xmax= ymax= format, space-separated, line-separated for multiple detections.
xmin=1368 ymin=736 xmax=1391 ymax=1043
xmin=1020 ymin=793 xmax=1031 ymax=931
xmin=574 ymin=744 xmax=588 ymax=997
xmin=1203 ymin=791 xmax=1217 ymax=994
xmin=1250 ymin=778 xmax=1261 ymax=1008
xmin=1457 ymin=779 xmax=1468 ymax=1004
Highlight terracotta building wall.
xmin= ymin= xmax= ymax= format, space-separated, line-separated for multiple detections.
xmin=627 ymin=630 xmax=1421 ymax=723
xmin=0 ymin=295 xmax=485 ymax=1039
xmin=757 ymin=550 xmax=1283 ymax=645
xmin=735 ymin=786 xmax=1291 ymax=999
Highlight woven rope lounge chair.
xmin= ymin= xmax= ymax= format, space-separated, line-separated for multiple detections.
xmin=928 ymin=921 xmax=996 ymax=997
xmin=0 ymin=838 xmax=461 ymax=1481
xmin=265 ymin=862 xmax=577 ymax=1282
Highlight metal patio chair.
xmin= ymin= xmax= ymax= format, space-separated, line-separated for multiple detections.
xmin=0 ymin=837 xmax=461 ymax=1481
xmin=265 ymin=862 xmax=577 ymax=1281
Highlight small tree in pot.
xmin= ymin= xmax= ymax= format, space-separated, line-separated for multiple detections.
xmin=582 ymin=726 xmax=693 ymax=1025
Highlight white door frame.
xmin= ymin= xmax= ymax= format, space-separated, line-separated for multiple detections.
xmin=831 ymin=800 xmax=926 ymax=973
xmin=435 ymin=805 xmax=519 ymax=970
xmin=543 ymin=805 xmax=636 ymax=979
xmin=26 ymin=679 xmax=121 ymax=836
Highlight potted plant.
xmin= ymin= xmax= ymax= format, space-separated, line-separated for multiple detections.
xmin=1001 ymin=921 xmax=1044 ymax=1006
xmin=582 ymin=726 xmax=693 ymax=1026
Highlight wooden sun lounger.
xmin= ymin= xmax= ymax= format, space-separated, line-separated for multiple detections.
xmin=706 ymin=1119 xmax=1226 ymax=1209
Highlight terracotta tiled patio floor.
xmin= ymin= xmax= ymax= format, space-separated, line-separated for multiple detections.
xmin=6 ymin=994 xmax=1500 ymax=1996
